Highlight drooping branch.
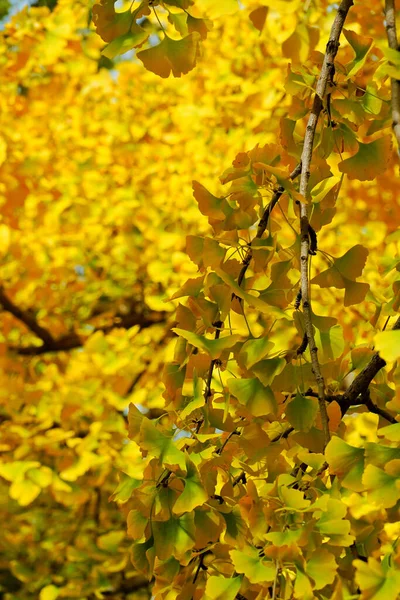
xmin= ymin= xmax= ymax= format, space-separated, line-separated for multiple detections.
xmin=385 ymin=0 xmax=400 ymax=153
xmin=0 ymin=285 xmax=167 ymax=355
xmin=298 ymin=0 xmax=354 ymax=448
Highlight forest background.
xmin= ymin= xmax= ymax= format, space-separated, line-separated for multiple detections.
xmin=1 ymin=0 xmax=400 ymax=599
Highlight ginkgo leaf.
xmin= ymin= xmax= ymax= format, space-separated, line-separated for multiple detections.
xmin=173 ymin=457 xmax=208 ymax=514
xmin=193 ymin=180 xmax=228 ymax=220
xmin=343 ymin=29 xmax=373 ymax=78
xmin=187 ymin=14 xmax=213 ymax=40
xmin=325 ymin=436 xmax=364 ymax=492
xmin=354 ymin=558 xmax=400 ymax=600
xmin=101 ymin=27 xmax=149 ymax=59
xmin=377 ymin=423 xmax=400 ymax=442
xmin=338 ymin=136 xmax=392 ymax=181
xmin=285 ymin=394 xmax=318 ymax=432
xmin=230 ymin=546 xmax=275 ymax=584
xmin=362 ymin=464 xmax=400 ymax=508
xmin=127 ymin=508 xmax=148 ymax=539
xmin=152 ymin=513 xmax=196 ymax=560
xmin=306 ymin=550 xmax=337 ymax=589
xmin=252 ymin=357 xmax=286 ymax=386
xmin=215 ymin=267 xmax=289 ymax=317
xmin=314 ymin=498 xmax=354 ymax=546
xmin=227 ymin=377 xmax=277 ymax=416
xmin=140 ymin=419 xmax=186 ymax=470
xmin=180 ymin=371 xmax=204 ymax=420
xmin=137 ymin=32 xmax=201 ymax=78
xmin=172 ymin=328 xmax=240 ymax=359
xmin=249 ymin=6 xmax=268 ymax=32
xmin=279 ymin=485 xmax=311 ymax=510
xmin=311 ymin=245 xmax=369 ymax=306
xmin=92 ymin=0 xmax=132 ymax=43
xmin=204 ymin=575 xmax=242 ymax=600
xmin=374 ymin=330 xmax=400 ymax=363
xmin=237 ymin=336 xmax=274 ymax=369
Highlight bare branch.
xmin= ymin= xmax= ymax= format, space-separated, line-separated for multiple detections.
xmin=298 ymin=0 xmax=354 ymax=449
xmin=385 ymin=0 xmax=400 ymax=153
xmin=9 ymin=309 xmax=167 ymax=355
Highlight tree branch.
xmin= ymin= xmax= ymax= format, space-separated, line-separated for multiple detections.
xmin=237 ymin=163 xmax=302 ymax=288
xmin=385 ymin=0 xmax=400 ymax=153
xmin=342 ymin=316 xmax=400 ymax=405
xmin=298 ymin=0 xmax=353 ymax=449
xmin=5 ymin=303 xmax=167 ymax=355
xmin=0 ymin=286 xmax=55 ymax=347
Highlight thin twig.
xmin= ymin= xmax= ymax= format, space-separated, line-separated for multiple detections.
xmin=237 ymin=163 xmax=302 ymax=288
xmin=385 ymin=0 xmax=400 ymax=153
xmin=204 ymin=321 xmax=223 ymax=402
xmin=298 ymin=0 xmax=354 ymax=449
xmin=216 ymin=428 xmax=240 ymax=455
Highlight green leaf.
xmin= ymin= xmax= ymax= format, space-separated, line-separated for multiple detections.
xmin=227 ymin=377 xmax=277 ymax=417
xmin=343 ymin=29 xmax=373 ymax=78
xmin=279 ymin=485 xmax=311 ymax=510
xmin=172 ymin=328 xmax=240 ymax=359
xmin=180 ymin=371 xmax=205 ymax=420
xmin=230 ymin=546 xmax=275 ymax=584
xmin=378 ymin=423 xmax=400 ymax=442
xmin=173 ymin=457 xmax=208 ymax=514
xmin=354 ymin=557 xmax=400 ymax=600
xmin=374 ymin=330 xmax=400 ymax=363
xmin=306 ymin=550 xmax=337 ymax=590
xmin=238 ymin=336 xmax=274 ymax=369
xmin=311 ymin=245 xmax=369 ymax=306
xmin=140 ymin=419 xmax=186 ymax=470
xmin=101 ymin=27 xmax=148 ymax=59
xmin=314 ymin=497 xmax=354 ymax=546
xmin=325 ymin=436 xmax=364 ymax=492
xmin=285 ymin=393 xmax=318 ymax=432
xmin=362 ymin=464 xmax=400 ymax=508
xmin=204 ymin=575 xmax=242 ymax=600
xmin=152 ymin=513 xmax=196 ymax=560
xmin=252 ymin=357 xmax=286 ymax=387
xmin=137 ymin=32 xmax=201 ymax=78
xmin=338 ymin=136 xmax=392 ymax=181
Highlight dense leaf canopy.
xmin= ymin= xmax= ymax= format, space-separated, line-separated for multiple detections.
xmin=1 ymin=1 xmax=400 ymax=599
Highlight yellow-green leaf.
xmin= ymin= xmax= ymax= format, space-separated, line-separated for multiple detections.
xmin=338 ymin=136 xmax=392 ymax=181
xmin=230 ymin=546 xmax=275 ymax=584
xmin=227 ymin=377 xmax=277 ymax=417
xmin=137 ymin=33 xmax=201 ymax=78
xmin=204 ymin=575 xmax=242 ymax=600
xmin=374 ymin=330 xmax=400 ymax=363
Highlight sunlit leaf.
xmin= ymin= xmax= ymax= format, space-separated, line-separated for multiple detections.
xmin=230 ymin=546 xmax=275 ymax=584
xmin=137 ymin=33 xmax=201 ymax=78
xmin=338 ymin=136 xmax=392 ymax=181
xmin=227 ymin=377 xmax=277 ymax=417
